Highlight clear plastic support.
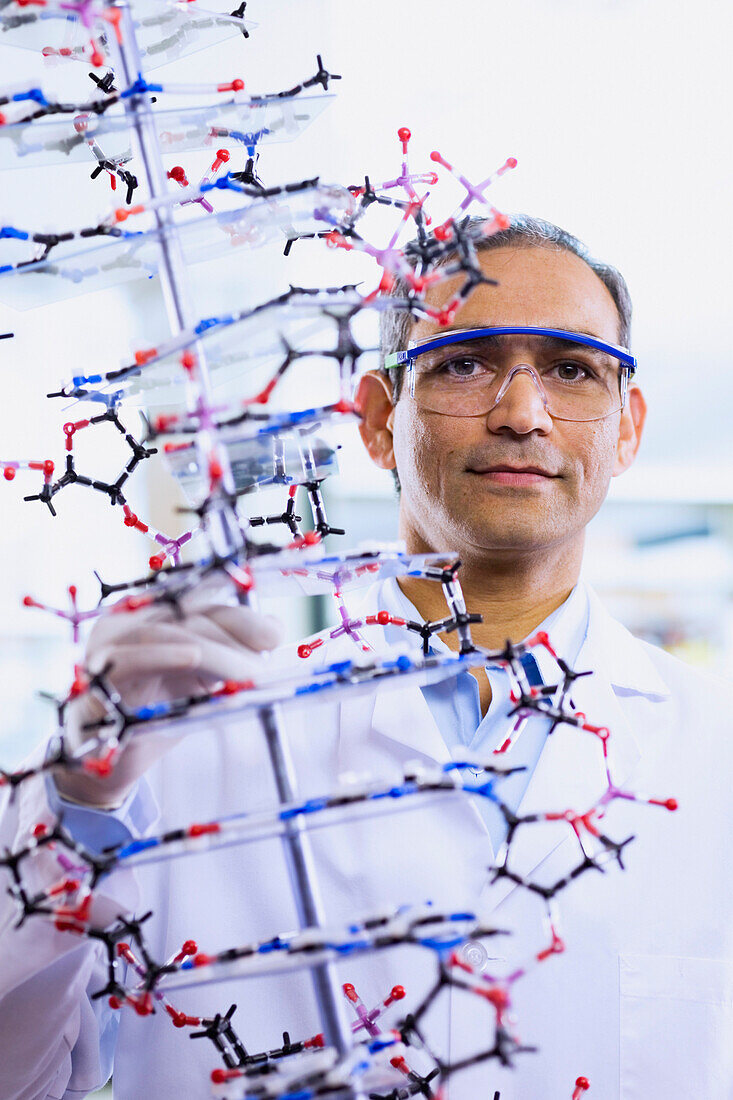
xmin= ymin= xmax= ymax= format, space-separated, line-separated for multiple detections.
xmin=113 ymin=0 xmax=242 ymax=559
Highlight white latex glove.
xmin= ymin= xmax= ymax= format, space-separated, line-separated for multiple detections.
xmin=55 ymin=584 xmax=282 ymax=810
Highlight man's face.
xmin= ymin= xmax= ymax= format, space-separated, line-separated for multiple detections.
xmin=385 ymin=245 xmax=644 ymax=558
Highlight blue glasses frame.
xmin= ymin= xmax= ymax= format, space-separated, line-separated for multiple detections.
xmin=384 ymin=325 xmax=637 ymax=375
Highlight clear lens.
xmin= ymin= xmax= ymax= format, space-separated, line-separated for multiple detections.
xmin=408 ymin=332 xmax=629 ymax=423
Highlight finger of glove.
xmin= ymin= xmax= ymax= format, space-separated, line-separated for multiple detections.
xmin=88 ymin=639 xmax=201 ymax=681
xmin=188 ymin=631 xmax=270 ymax=684
xmin=94 ymin=630 xmax=266 ymax=686
xmin=200 ymin=604 xmax=282 ymax=651
xmin=89 ymin=598 xmax=281 ymax=653
xmin=162 ymin=610 xmax=266 ymax=655
xmin=122 ymin=594 xmax=281 ymax=651
xmin=91 ymin=616 xmax=273 ymax=665
xmin=91 ymin=582 xmax=233 ymax=644
xmin=87 ymin=619 xmax=222 ymax=669
xmin=85 ymin=601 xmax=183 ymax=653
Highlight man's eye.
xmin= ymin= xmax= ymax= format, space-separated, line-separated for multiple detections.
xmin=442 ymin=357 xmax=486 ymax=379
xmin=552 ymin=361 xmax=592 ymax=383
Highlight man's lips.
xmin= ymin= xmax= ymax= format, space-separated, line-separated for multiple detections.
xmin=466 ymin=464 xmax=558 ymax=485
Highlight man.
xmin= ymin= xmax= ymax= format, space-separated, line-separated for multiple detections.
xmin=0 ymin=217 xmax=730 ymax=1099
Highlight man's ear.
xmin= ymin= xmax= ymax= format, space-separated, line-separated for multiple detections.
xmin=354 ymin=371 xmax=397 ymax=471
xmin=613 ymin=385 xmax=646 ymax=476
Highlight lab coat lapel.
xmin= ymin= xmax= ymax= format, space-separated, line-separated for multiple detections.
xmin=338 ymin=680 xmax=452 ymax=774
xmin=484 ymin=593 xmax=668 ymax=913
xmin=517 ymin=585 xmax=668 ymax=812
xmin=332 ymin=583 xmax=453 ymax=771
xmin=335 ymin=678 xmax=499 ymax=898
xmin=335 ymin=652 xmax=496 ymax=865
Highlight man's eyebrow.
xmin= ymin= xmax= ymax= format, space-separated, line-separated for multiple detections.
xmin=531 ymin=335 xmax=611 ymax=357
xmin=433 ymin=325 xmax=608 ymax=342
xmin=419 ymin=328 xmax=614 ymax=358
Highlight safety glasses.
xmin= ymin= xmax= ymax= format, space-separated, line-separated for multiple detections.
xmin=384 ymin=326 xmax=637 ymax=423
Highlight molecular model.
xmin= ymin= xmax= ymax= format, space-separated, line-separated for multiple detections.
xmin=0 ymin=3 xmax=676 ymax=1098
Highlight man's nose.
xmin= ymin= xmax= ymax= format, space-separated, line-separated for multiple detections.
xmin=485 ymin=365 xmax=553 ymax=435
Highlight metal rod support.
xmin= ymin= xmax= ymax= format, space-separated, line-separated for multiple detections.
xmin=260 ymin=702 xmax=355 ymax=1057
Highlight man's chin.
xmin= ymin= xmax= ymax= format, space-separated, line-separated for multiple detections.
xmin=460 ymin=530 xmax=561 ymax=556
xmin=443 ymin=507 xmax=569 ymax=555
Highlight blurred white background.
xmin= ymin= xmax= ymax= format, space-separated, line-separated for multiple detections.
xmin=1 ymin=0 xmax=732 ymax=776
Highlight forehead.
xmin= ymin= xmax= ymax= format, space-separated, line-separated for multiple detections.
xmin=412 ymin=245 xmax=622 ymax=346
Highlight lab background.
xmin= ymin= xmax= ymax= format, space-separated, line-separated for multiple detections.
xmin=1 ymin=0 xmax=730 ymax=842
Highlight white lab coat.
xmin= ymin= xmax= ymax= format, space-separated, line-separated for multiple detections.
xmin=0 ymin=583 xmax=731 ymax=1100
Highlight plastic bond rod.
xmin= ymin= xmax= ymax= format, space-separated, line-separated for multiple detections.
xmin=109 ymin=767 xmax=503 ymax=872
xmin=112 ymin=1 xmax=242 ymax=559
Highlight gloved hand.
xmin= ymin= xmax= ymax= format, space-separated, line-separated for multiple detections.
xmin=54 ymin=583 xmax=282 ymax=810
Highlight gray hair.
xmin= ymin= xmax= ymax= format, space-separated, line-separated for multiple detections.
xmin=378 ymin=214 xmax=633 ymax=491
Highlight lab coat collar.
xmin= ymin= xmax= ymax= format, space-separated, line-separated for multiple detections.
xmin=580 ymin=584 xmax=672 ymax=699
